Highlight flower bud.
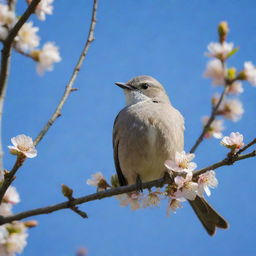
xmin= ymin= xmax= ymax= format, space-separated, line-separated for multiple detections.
xmin=227 ymin=67 xmax=236 ymax=80
xmin=61 ymin=184 xmax=73 ymax=198
xmin=24 ymin=220 xmax=38 ymax=228
xmin=218 ymin=21 xmax=229 ymax=43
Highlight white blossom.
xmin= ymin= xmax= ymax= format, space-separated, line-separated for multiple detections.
xmin=36 ymin=42 xmax=61 ymax=75
xmin=0 ymin=3 xmax=16 ymax=40
xmin=116 ymin=192 xmax=141 ymax=211
xmin=0 ymin=222 xmax=28 ymax=255
xmin=0 ymin=4 xmax=15 ymax=27
xmin=203 ymin=59 xmax=225 ymax=85
xmin=206 ymin=42 xmax=234 ymax=59
xmin=174 ymin=172 xmax=198 ymax=201
xmin=86 ymin=172 xmax=105 ymax=186
xmin=167 ymin=198 xmax=183 ymax=215
xmin=244 ymin=61 xmax=256 ymax=86
xmin=86 ymin=172 xmax=108 ymax=191
xmin=197 ymin=170 xmax=218 ymax=197
xmin=8 ymin=134 xmax=37 ymax=158
xmin=3 ymin=186 xmax=20 ymax=205
xmin=227 ymin=81 xmax=244 ymax=95
xmin=0 ymin=26 xmax=8 ymax=40
xmin=0 ymin=186 xmax=20 ymax=217
xmin=15 ymin=22 xmax=40 ymax=52
xmin=202 ymin=116 xmax=224 ymax=139
xmin=213 ymin=94 xmax=244 ymax=122
xmin=0 ymin=203 xmax=12 ymax=217
xmin=165 ymin=151 xmax=197 ymax=174
xmin=27 ymin=0 xmax=54 ymax=21
xmin=142 ymin=190 xmax=161 ymax=208
xmin=221 ymin=132 xmax=244 ymax=151
xmin=222 ymin=98 xmax=244 ymax=121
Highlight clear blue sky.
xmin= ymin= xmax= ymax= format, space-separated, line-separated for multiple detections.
xmin=3 ymin=0 xmax=256 ymax=255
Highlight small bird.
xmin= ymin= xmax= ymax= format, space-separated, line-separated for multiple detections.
xmin=113 ymin=75 xmax=228 ymax=235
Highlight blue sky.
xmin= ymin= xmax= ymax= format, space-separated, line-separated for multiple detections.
xmin=3 ymin=0 xmax=256 ymax=255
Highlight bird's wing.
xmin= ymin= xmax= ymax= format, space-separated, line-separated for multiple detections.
xmin=113 ymin=110 xmax=127 ymax=186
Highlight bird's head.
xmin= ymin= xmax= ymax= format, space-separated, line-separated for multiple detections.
xmin=115 ymin=75 xmax=170 ymax=105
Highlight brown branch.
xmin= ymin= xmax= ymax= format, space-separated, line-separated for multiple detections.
xmin=0 ymin=149 xmax=255 ymax=225
xmin=0 ymin=0 xmax=41 ymax=198
xmin=0 ymin=157 xmax=25 ymax=202
xmin=34 ymin=0 xmax=98 ymax=146
xmin=193 ymin=150 xmax=256 ymax=177
xmin=190 ymin=85 xmax=228 ymax=153
xmin=0 ymin=0 xmax=42 ymax=97
xmin=236 ymin=138 xmax=256 ymax=155
xmin=0 ymin=0 xmax=98 ymax=203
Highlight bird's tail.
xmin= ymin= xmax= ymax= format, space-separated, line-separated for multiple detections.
xmin=189 ymin=196 xmax=228 ymax=236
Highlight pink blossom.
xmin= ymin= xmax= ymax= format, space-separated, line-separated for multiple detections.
xmin=197 ymin=170 xmax=218 ymax=197
xmin=221 ymin=132 xmax=244 ymax=151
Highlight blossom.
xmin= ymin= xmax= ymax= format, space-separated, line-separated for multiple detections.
xmin=0 ymin=26 xmax=8 ymax=40
xmin=197 ymin=170 xmax=218 ymax=197
xmin=142 ymin=190 xmax=161 ymax=208
xmin=86 ymin=172 xmax=109 ymax=191
xmin=35 ymin=42 xmax=61 ymax=75
xmin=174 ymin=172 xmax=198 ymax=201
xmin=8 ymin=134 xmax=37 ymax=158
xmin=221 ymin=132 xmax=244 ymax=151
xmin=206 ymin=42 xmax=234 ymax=59
xmin=116 ymin=192 xmax=141 ymax=211
xmin=27 ymin=0 xmax=54 ymax=21
xmin=0 ymin=186 xmax=20 ymax=216
xmin=0 ymin=3 xmax=16 ymax=40
xmin=0 ymin=4 xmax=15 ymax=27
xmin=3 ymin=186 xmax=20 ymax=205
xmin=15 ymin=22 xmax=40 ymax=52
xmin=165 ymin=151 xmax=197 ymax=174
xmin=243 ymin=61 xmax=256 ymax=86
xmin=213 ymin=95 xmax=244 ymax=121
xmin=203 ymin=59 xmax=225 ymax=85
xmin=167 ymin=198 xmax=183 ymax=215
xmin=0 ymin=222 xmax=28 ymax=255
xmin=202 ymin=116 xmax=224 ymax=139
xmin=227 ymin=81 xmax=244 ymax=95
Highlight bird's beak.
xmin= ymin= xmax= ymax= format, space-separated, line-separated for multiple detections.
xmin=115 ymin=82 xmax=133 ymax=90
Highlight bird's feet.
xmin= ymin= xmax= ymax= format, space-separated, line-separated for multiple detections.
xmin=136 ymin=175 xmax=143 ymax=192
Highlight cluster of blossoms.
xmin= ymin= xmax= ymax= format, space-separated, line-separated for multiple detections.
xmin=87 ymin=151 xmax=219 ymax=214
xmin=86 ymin=130 xmax=246 ymax=214
xmin=0 ymin=174 xmax=30 ymax=255
xmin=202 ymin=21 xmax=256 ymax=138
xmin=0 ymin=1 xmax=61 ymax=75
xmin=0 ymin=134 xmax=38 ymax=255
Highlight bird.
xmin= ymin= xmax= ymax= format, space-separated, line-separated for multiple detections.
xmin=112 ymin=75 xmax=228 ymax=236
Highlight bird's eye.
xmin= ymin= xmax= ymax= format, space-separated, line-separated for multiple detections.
xmin=141 ymin=83 xmax=149 ymax=89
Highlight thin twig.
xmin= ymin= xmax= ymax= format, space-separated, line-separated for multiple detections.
xmin=0 ymin=0 xmax=42 ymax=97
xmin=34 ymin=0 xmax=98 ymax=146
xmin=193 ymin=150 xmax=256 ymax=177
xmin=0 ymin=0 xmax=98 ymax=202
xmin=190 ymin=86 xmax=228 ymax=153
xmin=0 ymin=0 xmax=41 ymax=196
xmin=0 ymin=149 xmax=255 ymax=225
xmin=236 ymin=138 xmax=256 ymax=155
xmin=0 ymin=157 xmax=24 ymax=202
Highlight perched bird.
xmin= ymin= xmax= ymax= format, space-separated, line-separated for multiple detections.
xmin=113 ymin=75 xmax=228 ymax=235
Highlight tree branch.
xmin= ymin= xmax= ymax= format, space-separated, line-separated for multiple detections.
xmin=0 ymin=147 xmax=255 ymax=225
xmin=34 ymin=0 xmax=98 ymax=146
xmin=0 ymin=0 xmax=41 ymax=198
xmin=0 ymin=157 xmax=24 ymax=202
xmin=0 ymin=0 xmax=42 ymax=97
xmin=0 ymin=0 xmax=98 ymax=203
xmin=190 ymin=85 xmax=228 ymax=153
